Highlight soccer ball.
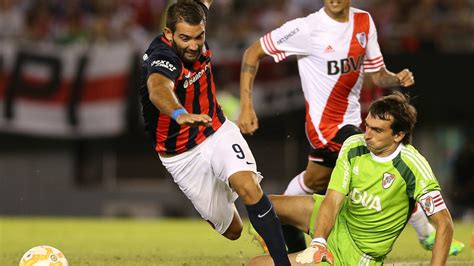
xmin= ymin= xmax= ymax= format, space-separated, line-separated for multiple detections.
xmin=19 ymin=245 xmax=68 ymax=266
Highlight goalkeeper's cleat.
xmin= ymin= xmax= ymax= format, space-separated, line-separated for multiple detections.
xmin=248 ymin=224 xmax=269 ymax=254
xmin=448 ymin=239 xmax=465 ymax=256
xmin=420 ymin=231 xmax=465 ymax=256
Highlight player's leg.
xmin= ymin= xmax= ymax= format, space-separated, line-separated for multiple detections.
xmin=229 ymin=171 xmax=290 ymax=266
xmin=281 ymin=161 xmax=333 ymax=253
xmin=247 ymin=194 xmax=321 ymax=265
xmin=248 ymin=253 xmax=301 ymax=266
xmin=159 ymin=142 xmax=241 ymax=239
xmin=211 ymin=120 xmax=290 ymax=265
xmin=269 ymin=195 xmax=315 ymax=233
xmin=282 ymin=125 xmax=362 ymax=253
xmin=285 ymin=162 xmax=333 ymax=196
xmin=222 ymin=205 xmax=243 ymax=240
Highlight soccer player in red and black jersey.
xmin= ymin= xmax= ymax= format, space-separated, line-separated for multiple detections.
xmin=140 ymin=1 xmax=290 ymax=265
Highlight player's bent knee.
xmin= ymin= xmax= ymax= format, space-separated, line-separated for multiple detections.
xmin=268 ymin=193 xmax=282 ymax=207
xmin=223 ymin=225 xmax=242 ymax=240
xmin=223 ymin=230 xmax=241 ymax=241
xmin=268 ymin=194 xmax=278 ymax=202
xmin=229 ymin=172 xmax=262 ymax=204
xmin=223 ymin=210 xmax=243 ymax=240
xmin=303 ymin=171 xmax=330 ymax=192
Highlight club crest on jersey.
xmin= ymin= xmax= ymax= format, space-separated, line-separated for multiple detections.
xmin=356 ymin=32 xmax=366 ymax=48
xmin=421 ymin=196 xmax=434 ymax=214
xmin=382 ymin=172 xmax=395 ymax=189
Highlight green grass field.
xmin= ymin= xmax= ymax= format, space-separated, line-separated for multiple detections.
xmin=1 ymin=217 xmax=472 ymax=265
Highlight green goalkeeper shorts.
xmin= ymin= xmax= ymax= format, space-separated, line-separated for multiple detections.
xmin=309 ymin=194 xmax=385 ymax=265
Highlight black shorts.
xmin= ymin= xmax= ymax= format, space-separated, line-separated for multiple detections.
xmin=308 ymin=125 xmax=363 ymax=168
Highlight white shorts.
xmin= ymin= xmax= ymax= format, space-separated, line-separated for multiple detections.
xmin=159 ymin=120 xmax=262 ymax=234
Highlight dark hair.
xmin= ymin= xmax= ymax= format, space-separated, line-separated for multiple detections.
xmin=166 ymin=0 xmax=206 ymax=32
xmin=368 ymin=91 xmax=417 ymax=145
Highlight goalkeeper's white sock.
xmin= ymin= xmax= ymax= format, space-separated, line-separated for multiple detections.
xmin=284 ymin=171 xmax=315 ymax=195
xmin=408 ymin=203 xmax=435 ymax=240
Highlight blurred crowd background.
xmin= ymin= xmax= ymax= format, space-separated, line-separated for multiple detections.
xmin=0 ymin=0 xmax=473 ymax=220
xmin=1 ymin=0 xmax=472 ymax=54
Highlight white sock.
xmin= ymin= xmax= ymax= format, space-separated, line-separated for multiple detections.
xmin=284 ymin=171 xmax=315 ymax=195
xmin=408 ymin=203 xmax=435 ymax=240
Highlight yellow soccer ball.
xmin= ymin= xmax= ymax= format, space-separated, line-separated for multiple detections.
xmin=19 ymin=245 xmax=68 ymax=266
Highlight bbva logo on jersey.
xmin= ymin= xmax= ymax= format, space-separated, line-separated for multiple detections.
xmin=327 ymin=55 xmax=364 ymax=75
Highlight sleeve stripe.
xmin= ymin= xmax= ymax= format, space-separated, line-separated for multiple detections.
xmin=402 ymin=150 xmax=433 ymax=181
xmin=364 ymin=63 xmax=385 ymax=70
xmin=364 ymin=55 xmax=383 ymax=62
xmin=402 ymin=149 xmax=435 ymax=181
xmin=261 ymin=34 xmax=279 ymax=60
xmin=364 ymin=57 xmax=384 ymax=66
xmin=262 ymin=33 xmax=286 ymax=62
xmin=406 ymin=147 xmax=437 ymax=177
xmin=265 ymin=34 xmax=285 ymax=61
xmin=364 ymin=61 xmax=385 ymax=68
xmin=339 ymin=135 xmax=364 ymax=154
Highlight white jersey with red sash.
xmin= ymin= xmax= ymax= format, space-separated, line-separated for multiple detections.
xmin=260 ymin=7 xmax=385 ymax=151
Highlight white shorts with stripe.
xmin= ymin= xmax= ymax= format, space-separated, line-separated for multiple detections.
xmin=159 ymin=120 xmax=261 ymax=234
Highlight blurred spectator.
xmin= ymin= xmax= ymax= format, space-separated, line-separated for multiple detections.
xmin=24 ymin=0 xmax=54 ymax=42
xmin=0 ymin=0 xmax=26 ymax=40
xmin=0 ymin=0 xmax=472 ymax=53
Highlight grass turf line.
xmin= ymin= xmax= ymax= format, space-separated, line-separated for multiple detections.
xmin=1 ymin=217 xmax=472 ymax=265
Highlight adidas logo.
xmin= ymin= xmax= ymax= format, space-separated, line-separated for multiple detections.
xmin=324 ymin=45 xmax=334 ymax=53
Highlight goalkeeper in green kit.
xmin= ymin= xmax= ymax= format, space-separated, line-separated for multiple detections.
xmin=248 ymin=92 xmax=455 ymax=265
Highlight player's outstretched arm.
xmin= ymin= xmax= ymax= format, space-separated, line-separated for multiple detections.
xmin=176 ymin=113 xmax=212 ymax=127
xmin=147 ymin=73 xmax=212 ymax=127
xmin=296 ymin=189 xmax=345 ymax=265
xmin=428 ymin=209 xmax=453 ymax=266
xmin=368 ymin=67 xmax=415 ymax=88
xmin=238 ymin=40 xmax=267 ymax=135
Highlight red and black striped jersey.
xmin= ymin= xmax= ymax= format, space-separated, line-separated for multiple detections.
xmin=140 ymin=35 xmax=226 ymax=154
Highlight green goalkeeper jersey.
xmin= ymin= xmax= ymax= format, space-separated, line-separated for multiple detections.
xmin=328 ymin=134 xmax=441 ymax=258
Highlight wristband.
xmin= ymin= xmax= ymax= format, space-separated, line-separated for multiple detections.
xmin=311 ymin=237 xmax=327 ymax=246
xmin=171 ymin=108 xmax=188 ymax=121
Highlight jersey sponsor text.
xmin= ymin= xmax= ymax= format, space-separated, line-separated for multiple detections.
xmin=349 ymin=187 xmax=382 ymax=212
xmin=276 ymin=27 xmax=300 ymax=45
xmin=183 ymin=64 xmax=209 ymax=88
xmin=151 ymin=60 xmax=177 ymax=72
xmin=327 ymin=55 xmax=364 ymax=75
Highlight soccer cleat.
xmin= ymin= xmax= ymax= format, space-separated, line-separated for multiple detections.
xmin=420 ymin=231 xmax=465 ymax=256
xmin=248 ymin=224 xmax=269 ymax=253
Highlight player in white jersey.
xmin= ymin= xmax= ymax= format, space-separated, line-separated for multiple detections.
xmin=238 ymin=0 xmax=463 ymax=255
xmin=248 ymin=92 xmax=455 ymax=265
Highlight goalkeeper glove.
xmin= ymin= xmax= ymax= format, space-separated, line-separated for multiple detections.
xmin=295 ymin=238 xmax=334 ymax=264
